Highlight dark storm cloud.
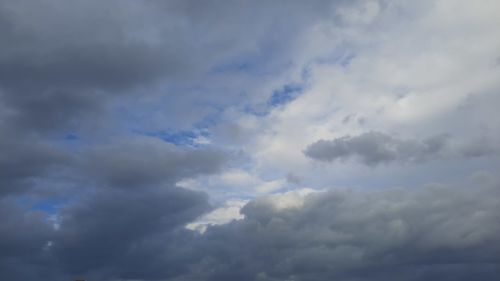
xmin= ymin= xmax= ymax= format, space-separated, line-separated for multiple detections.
xmin=0 ymin=128 xmax=68 ymax=196
xmin=0 ymin=135 xmax=227 ymax=280
xmin=51 ymin=186 xmax=210 ymax=280
xmin=2 ymin=177 xmax=500 ymax=281
xmin=3 ymin=1 xmax=498 ymax=281
xmin=0 ymin=185 xmax=212 ymax=281
xmin=182 ymin=181 xmax=500 ymax=281
xmin=0 ymin=132 xmax=226 ymax=196
xmin=0 ymin=0 xmax=335 ymax=133
xmin=304 ymin=131 xmax=449 ymax=166
xmin=0 ymin=0 xmax=189 ymax=132
xmin=0 ymin=198 xmax=55 ymax=280
xmin=81 ymin=137 xmax=227 ymax=188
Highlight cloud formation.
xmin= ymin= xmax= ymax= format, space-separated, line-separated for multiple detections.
xmin=0 ymin=198 xmax=55 ymax=280
xmin=0 ymin=185 xmax=212 ymax=281
xmin=0 ymin=128 xmax=69 ymax=196
xmin=0 ymin=0 xmax=335 ymax=133
xmin=305 ymin=131 xmax=449 ymax=166
xmin=81 ymin=137 xmax=227 ymax=188
xmin=3 ymin=180 xmax=500 ymax=281
xmin=52 ymin=186 xmax=210 ymax=280
xmin=0 ymin=0 xmax=499 ymax=280
xmin=182 ymin=181 xmax=500 ymax=281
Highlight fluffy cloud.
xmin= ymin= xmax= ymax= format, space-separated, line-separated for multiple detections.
xmin=304 ymin=131 xmax=449 ymax=165
xmin=51 ymin=186 xmax=210 ymax=280
xmin=216 ymin=0 xmax=500 ymax=190
xmin=0 ymin=0 xmax=336 ymax=133
xmin=0 ymin=134 xmax=228 ymax=280
xmin=186 ymin=198 xmax=247 ymax=233
xmin=0 ymin=0 xmax=499 ymax=280
xmin=81 ymin=137 xmax=227 ymax=188
xmin=4 ymin=179 xmax=499 ymax=281
xmin=304 ymin=131 xmax=499 ymax=166
xmin=182 ymin=180 xmax=500 ymax=281
xmin=0 ymin=185 xmax=213 ymax=281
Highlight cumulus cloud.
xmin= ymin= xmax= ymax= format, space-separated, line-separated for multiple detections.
xmin=0 ymin=198 xmax=55 ymax=280
xmin=0 ymin=128 xmax=69 ymax=196
xmin=186 ymin=198 xmax=247 ymax=233
xmin=51 ymin=186 xmax=210 ymax=280
xmin=305 ymin=131 xmax=449 ymax=166
xmin=0 ymin=185 xmax=213 ymax=281
xmin=0 ymin=0 xmax=336 ymax=133
xmin=81 ymin=137 xmax=227 ymax=188
xmin=4 ymin=180 xmax=499 ymax=281
xmin=0 ymin=0 xmax=176 ymax=132
xmin=1 ymin=0 xmax=499 ymax=280
xmin=0 ymin=133 xmax=228 ymax=280
xmin=182 ymin=181 xmax=500 ymax=281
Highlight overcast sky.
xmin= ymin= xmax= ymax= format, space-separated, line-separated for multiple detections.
xmin=1 ymin=0 xmax=500 ymax=280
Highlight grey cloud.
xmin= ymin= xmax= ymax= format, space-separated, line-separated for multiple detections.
xmin=0 ymin=128 xmax=69 ymax=196
xmin=2 ymin=178 xmax=500 ymax=281
xmin=81 ymin=137 xmax=227 ymax=188
xmin=0 ymin=0 xmax=197 ymax=90
xmin=0 ymin=90 xmax=102 ymax=133
xmin=0 ymin=198 xmax=56 ymax=280
xmin=0 ymin=0 xmax=188 ymax=132
xmin=0 ymin=130 xmax=226 ymax=196
xmin=3 ymin=1 xmax=498 ymax=281
xmin=304 ymin=131 xmax=449 ymax=166
xmin=183 ymin=181 xmax=500 ymax=281
xmin=460 ymin=139 xmax=497 ymax=158
xmin=0 ymin=134 xmax=227 ymax=280
xmin=286 ymin=173 xmax=302 ymax=185
xmin=0 ymin=0 xmax=336 ymax=133
xmin=0 ymin=185 xmax=211 ymax=281
xmin=52 ymin=186 xmax=210 ymax=280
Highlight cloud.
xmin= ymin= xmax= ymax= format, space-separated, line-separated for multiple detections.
xmin=81 ymin=137 xmax=227 ymax=189
xmin=0 ymin=1 xmax=499 ymax=280
xmin=182 ymin=181 xmax=500 ymax=281
xmin=304 ymin=131 xmax=449 ymax=166
xmin=2 ymin=172 xmax=500 ymax=281
xmin=0 ymin=128 xmax=69 ymax=196
xmin=0 ymin=198 xmax=55 ymax=280
xmin=51 ymin=186 xmax=210 ymax=280
xmin=0 ymin=0 xmax=180 ymax=132
xmin=0 ymin=0 xmax=336 ymax=133
xmin=0 ymin=133 xmax=226 ymax=196
xmin=0 ymin=186 xmax=212 ymax=281
xmin=186 ymin=198 xmax=247 ymax=233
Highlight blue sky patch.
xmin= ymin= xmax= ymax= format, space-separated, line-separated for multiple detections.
xmin=64 ymin=133 xmax=79 ymax=141
xmin=268 ymin=84 xmax=303 ymax=107
xmin=141 ymin=129 xmax=210 ymax=147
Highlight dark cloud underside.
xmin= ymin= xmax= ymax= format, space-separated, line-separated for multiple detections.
xmin=2 ymin=181 xmax=499 ymax=281
xmin=183 ymin=182 xmax=500 ymax=281
xmin=305 ymin=131 xmax=449 ymax=166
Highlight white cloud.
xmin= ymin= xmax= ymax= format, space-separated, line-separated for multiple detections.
xmin=186 ymin=198 xmax=248 ymax=233
xmin=260 ymin=188 xmax=319 ymax=210
xmin=255 ymin=178 xmax=287 ymax=194
xmin=214 ymin=0 xmax=500 ymax=192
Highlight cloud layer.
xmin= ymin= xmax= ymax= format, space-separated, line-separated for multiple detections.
xmin=185 ymin=181 xmax=500 ymax=281
xmin=1 ymin=0 xmax=500 ymax=280
xmin=2 ymin=180 xmax=499 ymax=281
xmin=304 ymin=131 xmax=449 ymax=165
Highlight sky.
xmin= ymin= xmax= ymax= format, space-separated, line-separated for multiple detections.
xmin=1 ymin=0 xmax=500 ymax=280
